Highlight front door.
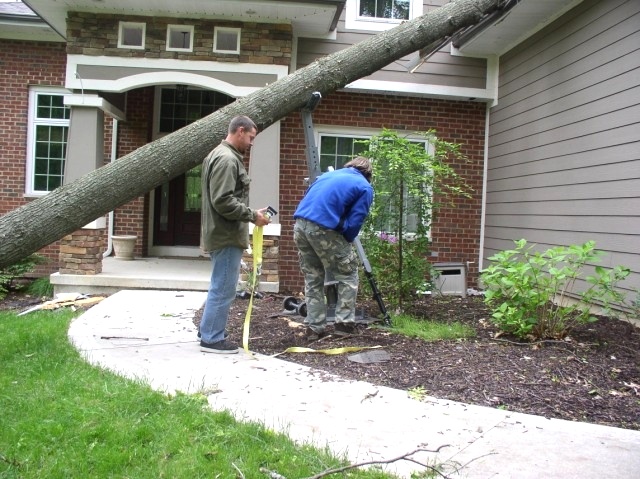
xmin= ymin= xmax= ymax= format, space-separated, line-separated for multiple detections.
xmin=153 ymin=165 xmax=202 ymax=246
xmin=153 ymin=87 xmax=234 ymax=247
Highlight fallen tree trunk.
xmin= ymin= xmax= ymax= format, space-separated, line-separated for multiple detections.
xmin=0 ymin=0 xmax=500 ymax=268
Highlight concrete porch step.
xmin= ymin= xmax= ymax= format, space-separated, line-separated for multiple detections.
xmin=50 ymin=256 xmax=281 ymax=296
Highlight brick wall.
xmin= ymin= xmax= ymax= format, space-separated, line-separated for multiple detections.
xmin=66 ymin=13 xmax=292 ymax=66
xmin=0 ymin=40 xmax=67 ymax=276
xmin=0 ymin=39 xmax=150 ymax=269
xmin=278 ymin=91 xmax=486 ymax=293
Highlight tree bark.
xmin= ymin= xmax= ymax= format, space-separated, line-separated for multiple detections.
xmin=0 ymin=0 xmax=499 ymax=268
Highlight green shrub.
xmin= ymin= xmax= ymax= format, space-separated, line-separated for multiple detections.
xmin=480 ymin=239 xmax=630 ymax=340
xmin=621 ymin=290 xmax=640 ymax=322
xmin=26 ymin=276 xmax=54 ymax=298
xmin=0 ymin=254 xmax=46 ymax=300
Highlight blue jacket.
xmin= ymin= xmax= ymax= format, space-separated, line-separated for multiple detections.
xmin=294 ymin=167 xmax=373 ymax=242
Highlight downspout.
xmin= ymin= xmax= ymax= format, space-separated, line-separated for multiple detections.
xmin=103 ymin=117 xmax=118 ymax=258
xmin=477 ymin=55 xmax=499 ymax=286
xmin=477 ymin=102 xmax=489 ymax=285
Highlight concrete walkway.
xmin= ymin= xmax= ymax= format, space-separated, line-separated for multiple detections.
xmin=68 ymin=290 xmax=640 ymax=478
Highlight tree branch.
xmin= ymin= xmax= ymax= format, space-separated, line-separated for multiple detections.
xmin=302 ymin=446 xmax=451 ymax=479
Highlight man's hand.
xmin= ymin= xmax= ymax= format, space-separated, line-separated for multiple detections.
xmin=254 ymin=207 xmax=271 ymax=226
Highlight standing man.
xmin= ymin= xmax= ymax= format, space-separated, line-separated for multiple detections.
xmin=293 ymin=156 xmax=374 ymax=341
xmin=199 ymin=115 xmax=271 ymax=354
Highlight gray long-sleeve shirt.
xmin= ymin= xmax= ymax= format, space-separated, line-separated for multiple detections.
xmin=200 ymin=140 xmax=256 ymax=252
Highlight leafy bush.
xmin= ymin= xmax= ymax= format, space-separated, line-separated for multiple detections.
xmin=0 ymin=254 xmax=46 ymax=300
xmin=359 ymin=129 xmax=471 ymax=310
xmin=618 ymin=289 xmax=640 ymax=323
xmin=480 ymin=239 xmax=630 ymax=340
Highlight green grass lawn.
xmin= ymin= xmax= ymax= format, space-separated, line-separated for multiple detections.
xmin=388 ymin=313 xmax=475 ymax=342
xmin=0 ymin=308 xmax=395 ymax=479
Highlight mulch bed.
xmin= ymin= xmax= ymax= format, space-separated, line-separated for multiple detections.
xmin=198 ymin=293 xmax=640 ymax=431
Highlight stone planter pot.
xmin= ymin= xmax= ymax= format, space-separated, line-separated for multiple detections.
xmin=112 ymin=235 xmax=137 ymax=260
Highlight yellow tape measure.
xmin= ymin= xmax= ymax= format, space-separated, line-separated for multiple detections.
xmin=275 ymin=345 xmax=382 ymax=356
xmin=242 ymin=224 xmax=263 ymax=353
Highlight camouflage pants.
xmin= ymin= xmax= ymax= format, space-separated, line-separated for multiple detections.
xmin=293 ymin=218 xmax=359 ymax=332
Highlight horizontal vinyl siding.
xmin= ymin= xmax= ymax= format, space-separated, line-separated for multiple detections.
xmin=487 ymin=215 xmax=640 ymax=236
xmin=488 ymin=197 xmax=640 ymax=217
xmin=487 ymin=176 xmax=639 ymax=204
xmin=295 ymin=1 xmax=487 ymax=91
xmin=484 ymin=0 xmax=640 ymax=298
xmin=492 ymin=1 xmax=639 ymax=107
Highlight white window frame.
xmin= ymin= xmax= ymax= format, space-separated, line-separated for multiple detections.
xmin=213 ymin=27 xmax=241 ymax=54
xmin=345 ymin=0 xmax=422 ymax=32
xmin=318 ymin=131 xmax=370 ymax=172
xmin=166 ymin=24 xmax=194 ymax=52
xmin=316 ymin=126 xmax=433 ymax=237
xmin=118 ymin=21 xmax=146 ymax=49
xmin=25 ymin=86 xmax=71 ymax=196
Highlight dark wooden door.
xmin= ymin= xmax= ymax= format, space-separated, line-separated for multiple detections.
xmin=153 ymin=165 xmax=201 ymax=246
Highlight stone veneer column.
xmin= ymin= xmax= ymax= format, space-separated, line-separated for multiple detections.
xmin=59 ymin=228 xmax=105 ymax=275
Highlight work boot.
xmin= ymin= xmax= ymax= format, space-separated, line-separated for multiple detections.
xmin=305 ymin=327 xmax=326 ymax=342
xmin=334 ymin=322 xmax=356 ymax=336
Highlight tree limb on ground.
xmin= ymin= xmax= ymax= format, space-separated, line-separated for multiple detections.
xmin=260 ymin=445 xmax=454 ymax=479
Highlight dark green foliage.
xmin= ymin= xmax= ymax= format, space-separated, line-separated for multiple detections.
xmin=481 ymin=239 xmax=630 ymax=339
xmin=0 ymin=254 xmax=46 ymax=300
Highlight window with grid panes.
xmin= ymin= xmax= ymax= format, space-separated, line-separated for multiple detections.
xmin=359 ymin=0 xmax=410 ymax=20
xmin=345 ymin=0 xmax=421 ymax=31
xmin=26 ymin=88 xmax=70 ymax=194
xmin=318 ymin=132 xmax=429 ymax=234
xmin=159 ymin=87 xmax=233 ymax=133
xmin=318 ymin=134 xmax=369 ymax=172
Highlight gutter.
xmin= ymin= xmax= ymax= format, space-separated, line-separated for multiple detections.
xmin=451 ymin=0 xmax=521 ymax=49
xmin=0 ymin=13 xmax=42 ymax=23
